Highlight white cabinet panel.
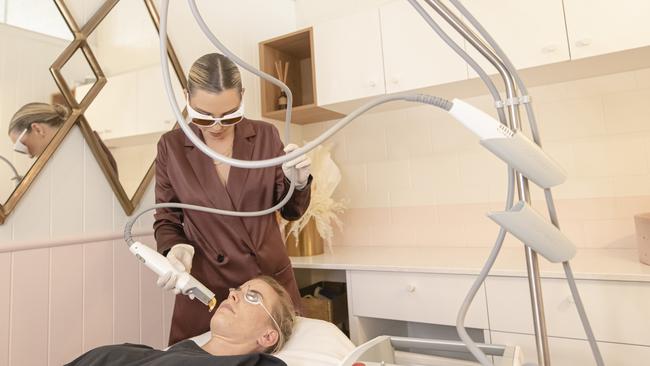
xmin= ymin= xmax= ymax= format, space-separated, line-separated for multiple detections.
xmin=135 ymin=66 xmax=180 ymax=135
xmin=462 ymin=0 xmax=570 ymax=76
xmin=379 ymin=0 xmax=467 ymax=93
xmin=84 ymin=72 xmax=137 ymax=140
xmin=486 ymin=276 xmax=650 ymax=345
xmin=314 ymin=8 xmax=386 ymax=106
xmin=349 ymin=270 xmax=489 ymax=329
xmin=492 ymin=331 xmax=650 ymax=366
xmin=564 ymin=0 xmax=650 ymax=59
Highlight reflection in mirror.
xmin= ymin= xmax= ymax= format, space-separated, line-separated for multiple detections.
xmin=59 ymin=47 xmax=98 ymax=105
xmin=0 ymin=0 xmax=74 ymax=205
xmin=78 ymin=0 xmax=184 ymax=198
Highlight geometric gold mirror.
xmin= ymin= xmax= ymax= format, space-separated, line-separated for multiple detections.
xmin=0 ymin=0 xmax=187 ymax=223
xmin=67 ymin=0 xmax=186 ymax=214
xmin=55 ymin=0 xmax=187 ymax=216
xmin=0 ymin=0 xmax=75 ymax=223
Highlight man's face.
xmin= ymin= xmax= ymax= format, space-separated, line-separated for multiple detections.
xmin=209 ymin=278 xmax=280 ymax=352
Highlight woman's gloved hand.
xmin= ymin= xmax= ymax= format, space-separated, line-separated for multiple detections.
xmin=282 ymin=143 xmax=311 ymax=190
xmin=156 ymin=244 xmax=194 ymax=294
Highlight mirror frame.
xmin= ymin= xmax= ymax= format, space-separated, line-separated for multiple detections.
xmin=0 ymin=0 xmax=188 ymax=223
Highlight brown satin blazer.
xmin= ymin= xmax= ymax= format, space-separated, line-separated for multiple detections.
xmin=154 ymin=118 xmax=311 ymax=345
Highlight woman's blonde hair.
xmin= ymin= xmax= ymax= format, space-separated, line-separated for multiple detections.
xmin=256 ymin=275 xmax=296 ymax=354
xmin=8 ymin=103 xmax=69 ymax=134
xmin=188 ymin=53 xmax=242 ymax=96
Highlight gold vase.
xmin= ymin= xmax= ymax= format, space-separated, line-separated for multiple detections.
xmin=286 ymin=218 xmax=324 ymax=256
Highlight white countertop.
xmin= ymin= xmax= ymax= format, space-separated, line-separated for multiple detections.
xmin=290 ymin=246 xmax=650 ymax=282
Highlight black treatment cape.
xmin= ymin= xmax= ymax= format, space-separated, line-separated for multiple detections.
xmin=64 ymin=340 xmax=287 ymax=366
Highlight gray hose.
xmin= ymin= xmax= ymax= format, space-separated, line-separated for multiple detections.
xmin=563 ymin=261 xmax=605 ymax=366
xmin=456 ymin=167 xmax=516 ymax=366
xmin=0 ymin=155 xmax=22 ymax=185
xmin=123 ymin=92 xmax=452 ymax=245
xmin=406 ymin=0 xmax=507 ymax=124
xmin=124 ymin=182 xmax=296 ymax=246
xmin=124 ymin=0 xmax=456 ymax=246
xmin=448 ymin=1 xmax=604 ymax=364
xmin=404 ymin=3 xmax=520 ymax=363
xmin=187 ymin=0 xmax=293 ymax=141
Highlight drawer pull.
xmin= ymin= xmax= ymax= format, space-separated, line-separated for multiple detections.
xmin=558 ymin=296 xmax=576 ymax=311
xmin=407 ymin=284 xmax=416 ymax=293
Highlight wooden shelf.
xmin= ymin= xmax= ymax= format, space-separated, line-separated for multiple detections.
xmin=259 ymin=27 xmax=344 ymax=124
xmin=262 ymin=104 xmax=343 ymax=125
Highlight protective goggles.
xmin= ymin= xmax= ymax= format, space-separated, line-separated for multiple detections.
xmin=186 ymin=98 xmax=244 ymax=128
xmin=229 ymin=286 xmax=281 ymax=335
xmin=13 ymin=129 xmax=29 ymax=155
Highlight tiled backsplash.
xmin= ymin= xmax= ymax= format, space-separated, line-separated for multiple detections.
xmin=303 ymin=68 xmax=650 ymax=248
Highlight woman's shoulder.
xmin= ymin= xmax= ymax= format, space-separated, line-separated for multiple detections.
xmin=241 ymin=119 xmax=285 ymax=148
xmin=158 ymin=128 xmax=191 ymax=152
xmin=242 ymin=118 xmax=281 ymax=135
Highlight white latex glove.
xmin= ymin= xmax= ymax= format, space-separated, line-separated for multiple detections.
xmin=156 ymin=244 xmax=194 ymax=295
xmin=282 ymin=144 xmax=311 ymax=190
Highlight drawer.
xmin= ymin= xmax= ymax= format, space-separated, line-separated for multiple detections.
xmin=348 ymin=270 xmax=489 ymax=329
xmin=491 ymin=331 xmax=650 ymax=366
xmin=486 ymin=277 xmax=650 ymax=345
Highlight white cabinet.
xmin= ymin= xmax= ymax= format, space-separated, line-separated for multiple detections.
xmin=83 ymin=72 xmax=137 ymax=140
xmin=563 ymin=0 xmax=650 ymax=59
xmin=486 ymin=276 xmax=650 ymax=346
xmin=135 ymin=66 xmax=179 ymax=136
xmin=348 ymin=270 xmax=489 ymax=329
xmin=492 ymin=331 xmax=650 ymax=366
xmin=379 ymin=1 xmax=467 ymax=93
xmin=313 ymin=8 xmax=385 ymax=106
xmin=78 ymin=66 xmax=181 ymax=141
xmin=462 ymin=0 xmax=570 ymax=76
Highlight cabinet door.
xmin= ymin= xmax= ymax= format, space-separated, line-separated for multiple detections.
xmin=492 ymin=331 xmax=650 ymax=366
xmin=462 ymin=0 xmax=569 ymax=76
xmin=380 ymin=1 xmax=467 ymax=93
xmin=135 ymin=66 xmax=178 ymax=136
xmin=313 ymin=8 xmax=385 ymax=106
xmin=86 ymin=72 xmax=137 ymax=140
xmin=486 ymin=276 xmax=650 ymax=346
xmin=349 ymin=271 xmax=489 ymax=329
xmin=564 ymin=0 xmax=650 ymax=59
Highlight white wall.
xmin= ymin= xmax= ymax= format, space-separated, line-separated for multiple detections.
xmin=3 ymin=0 xmax=71 ymax=40
xmin=302 ymin=68 xmax=650 ymax=249
xmin=295 ymin=0 xmax=389 ymax=27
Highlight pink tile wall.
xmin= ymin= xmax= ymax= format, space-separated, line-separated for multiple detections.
xmin=0 ymin=253 xmax=10 ymax=366
xmin=0 ymin=236 xmax=174 ymax=366
xmin=304 ymin=69 xmax=650 ymax=249
xmin=333 ymin=196 xmax=650 ymax=249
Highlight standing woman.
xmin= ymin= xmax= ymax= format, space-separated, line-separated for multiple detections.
xmin=154 ymin=53 xmax=312 ymax=345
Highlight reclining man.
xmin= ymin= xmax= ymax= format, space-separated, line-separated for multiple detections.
xmin=66 ymin=276 xmax=296 ymax=366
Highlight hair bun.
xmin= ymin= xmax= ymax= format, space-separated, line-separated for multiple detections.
xmin=53 ymin=104 xmax=70 ymax=119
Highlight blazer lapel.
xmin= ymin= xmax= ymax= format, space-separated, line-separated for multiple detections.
xmin=184 ymin=125 xmax=234 ymax=210
xmin=226 ymin=119 xmax=256 ymax=209
xmin=183 ymin=123 xmax=257 ymax=254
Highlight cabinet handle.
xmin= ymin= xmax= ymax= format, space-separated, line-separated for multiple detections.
xmin=575 ymin=38 xmax=592 ymax=47
xmin=407 ymin=284 xmax=416 ymax=293
xmin=104 ymin=129 xmax=112 ymax=133
xmin=541 ymin=45 xmax=557 ymax=54
xmin=559 ymin=296 xmax=576 ymax=311
xmin=390 ymin=77 xmax=400 ymax=85
xmin=368 ymin=80 xmax=377 ymax=88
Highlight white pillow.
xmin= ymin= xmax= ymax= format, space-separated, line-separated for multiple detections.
xmin=190 ymin=317 xmax=355 ymax=366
